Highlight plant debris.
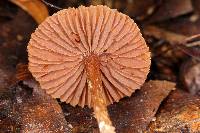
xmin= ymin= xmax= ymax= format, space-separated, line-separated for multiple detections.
xmin=20 ymin=79 xmax=72 ymax=132
xmin=0 ymin=79 xmax=72 ymax=133
xmin=148 ymin=90 xmax=200 ymax=132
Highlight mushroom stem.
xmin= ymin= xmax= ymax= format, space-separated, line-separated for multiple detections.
xmin=85 ymin=54 xmax=115 ymax=133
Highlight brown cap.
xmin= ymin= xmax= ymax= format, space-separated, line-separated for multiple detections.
xmin=27 ymin=5 xmax=151 ymax=107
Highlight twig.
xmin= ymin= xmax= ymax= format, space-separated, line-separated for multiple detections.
xmin=41 ymin=0 xmax=63 ymax=10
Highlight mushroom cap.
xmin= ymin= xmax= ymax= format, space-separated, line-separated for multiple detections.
xmin=27 ymin=5 xmax=151 ymax=107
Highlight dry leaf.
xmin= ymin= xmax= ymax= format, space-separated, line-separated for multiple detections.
xmin=0 ymin=79 xmax=72 ymax=132
xmin=10 ymin=0 xmax=49 ymax=24
xmin=144 ymin=25 xmax=188 ymax=44
xmin=147 ymin=0 xmax=193 ymax=23
xmin=109 ymin=80 xmax=175 ymax=133
xmin=148 ymin=90 xmax=200 ymax=132
xmin=20 ymin=79 xmax=72 ymax=132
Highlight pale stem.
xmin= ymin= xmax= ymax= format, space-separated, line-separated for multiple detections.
xmin=85 ymin=54 xmax=115 ymax=133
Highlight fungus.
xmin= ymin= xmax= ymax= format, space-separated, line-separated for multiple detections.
xmin=27 ymin=5 xmax=151 ymax=133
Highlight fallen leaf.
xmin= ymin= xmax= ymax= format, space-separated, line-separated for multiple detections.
xmin=157 ymin=15 xmax=200 ymax=36
xmin=0 ymin=79 xmax=72 ymax=132
xmin=109 ymin=80 xmax=176 ymax=133
xmin=10 ymin=0 xmax=49 ymax=24
xmin=148 ymin=90 xmax=200 ymax=132
xmin=147 ymin=0 xmax=193 ymax=23
xmin=20 ymin=79 xmax=72 ymax=132
xmin=143 ymin=25 xmax=188 ymax=44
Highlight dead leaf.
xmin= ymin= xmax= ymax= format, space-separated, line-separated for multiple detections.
xmin=0 ymin=79 xmax=72 ymax=132
xmin=156 ymin=15 xmax=200 ymax=36
xmin=147 ymin=0 xmax=193 ymax=23
xmin=19 ymin=79 xmax=72 ymax=132
xmin=144 ymin=25 xmax=188 ymax=44
xmin=109 ymin=80 xmax=175 ymax=133
xmin=148 ymin=90 xmax=200 ymax=132
xmin=10 ymin=0 xmax=49 ymax=24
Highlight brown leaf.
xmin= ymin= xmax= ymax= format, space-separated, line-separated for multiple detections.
xmin=156 ymin=15 xmax=200 ymax=36
xmin=148 ymin=90 xmax=200 ymax=132
xmin=19 ymin=79 xmax=72 ymax=132
xmin=10 ymin=0 xmax=49 ymax=24
xmin=153 ymin=0 xmax=200 ymax=36
xmin=147 ymin=0 xmax=193 ymax=23
xmin=143 ymin=25 xmax=188 ymax=44
xmin=61 ymin=80 xmax=175 ymax=133
xmin=0 ymin=79 xmax=72 ymax=132
xmin=109 ymin=80 xmax=175 ymax=133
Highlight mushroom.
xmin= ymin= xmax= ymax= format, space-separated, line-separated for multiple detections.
xmin=27 ymin=5 xmax=151 ymax=133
